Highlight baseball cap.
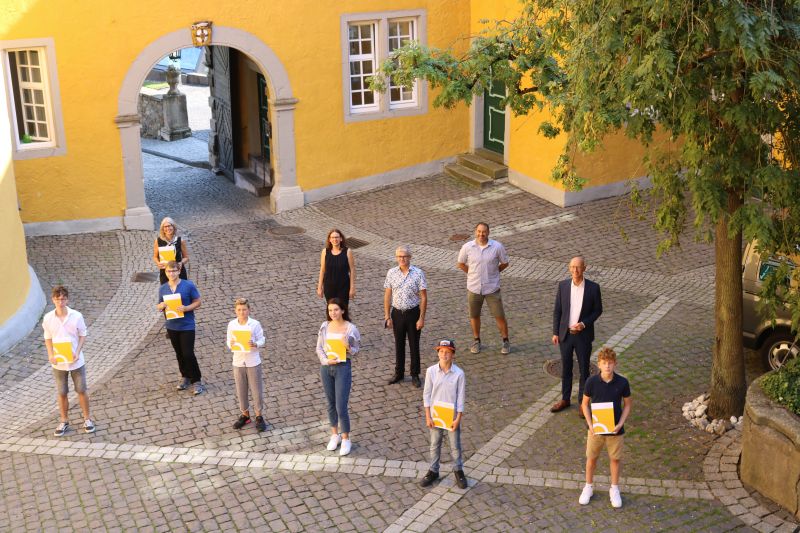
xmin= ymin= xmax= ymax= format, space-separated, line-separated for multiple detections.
xmin=434 ymin=339 xmax=456 ymax=352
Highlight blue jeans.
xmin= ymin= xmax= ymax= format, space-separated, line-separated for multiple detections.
xmin=429 ymin=426 xmax=463 ymax=473
xmin=320 ymin=361 xmax=352 ymax=433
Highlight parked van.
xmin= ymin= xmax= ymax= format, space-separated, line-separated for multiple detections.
xmin=742 ymin=241 xmax=798 ymax=370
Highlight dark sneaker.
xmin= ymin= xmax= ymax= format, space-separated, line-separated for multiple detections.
xmin=193 ymin=383 xmax=206 ymax=395
xmin=255 ymin=416 xmax=267 ymax=432
xmin=388 ymin=374 xmax=403 ymax=385
xmin=411 ymin=376 xmax=421 ymax=388
xmin=419 ymin=470 xmax=439 ymax=488
xmin=233 ymin=415 xmax=251 ymax=429
xmin=454 ymin=470 xmax=468 ymax=489
xmin=176 ymin=378 xmax=191 ymax=391
xmin=53 ymin=421 xmax=69 ymax=437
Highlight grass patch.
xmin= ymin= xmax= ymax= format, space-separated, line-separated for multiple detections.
xmin=143 ymin=81 xmax=169 ymax=90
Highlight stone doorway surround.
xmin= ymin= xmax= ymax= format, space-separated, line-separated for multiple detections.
xmin=116 ymin=26 xmax=303 ymax=231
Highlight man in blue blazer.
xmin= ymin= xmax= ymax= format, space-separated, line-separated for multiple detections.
xmin=551 ymin=256 xmax=603 ymax=415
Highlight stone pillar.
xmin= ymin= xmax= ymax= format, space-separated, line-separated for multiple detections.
xmin=158 ymin=64 xmax=191 ymax=141
xmin=159 ymin=93 xmax=192 ymax=141
xmin=114 ymin=114 xmax=155 ymax=230
xmin=269 ymin=97 xmax=304 ymax=213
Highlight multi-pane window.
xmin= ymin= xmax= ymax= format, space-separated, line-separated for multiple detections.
xmin=387 ymin=20 xmax=416 ymax=108
xmin=348 ymin=23 xmax=378 ymax=113
xmin=345 ymin=14 xmax=422 ymax=117
xmin=7 ymin=48 xmax=52 ymax=143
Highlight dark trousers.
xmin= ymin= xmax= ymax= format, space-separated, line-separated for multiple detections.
xmin=392 ymin=306 xmax=421 ymax=377
xmin=559 ymin=332 xmax=592 ymax=402
xmin=167 ymin=329 xmax=202 ymax=383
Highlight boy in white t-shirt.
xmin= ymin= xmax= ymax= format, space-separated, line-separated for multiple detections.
xmin=42 ymin=286 xmax=95 ymax=436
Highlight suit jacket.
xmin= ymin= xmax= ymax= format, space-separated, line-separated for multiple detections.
xmin=552 ymin=278 xmax=602 ymax=342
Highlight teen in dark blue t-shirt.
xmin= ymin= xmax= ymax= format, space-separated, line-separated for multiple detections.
xmin=579 ymin=347 xmax=632 ymax=509
xmin=156 ymin=261 xmax=205 ymax=395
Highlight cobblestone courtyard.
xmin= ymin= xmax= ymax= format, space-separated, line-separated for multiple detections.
xmin=2 ymin=151 xmax=798 ymax=531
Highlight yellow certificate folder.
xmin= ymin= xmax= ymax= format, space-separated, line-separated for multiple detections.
xmin=431 ymin=401 xmax=455 ymax=431
xmin=158 ymin=245 xmax=176 ymax=262
xmin=324 ymin=333 xmax=347 ymax=363
xmin=163 ymin=294 xmax=184 ymax=319
xmin=230 ymin=328 xmax=251 ymax=352
xmin=591 ymin=402 xmax=616 ymax=434
xmin=52 ymin=339 xmax=74 ymax=364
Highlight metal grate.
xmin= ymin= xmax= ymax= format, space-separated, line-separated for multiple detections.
xmin=268 ymin=225 xmax=305 ymax=236
xmin=132 ymin=272 xmax=159 ymax=283
xmin=346 ymin=237 xmax=368 ymax=249
xmin=543 ymin=359 xmax=599 ymax=379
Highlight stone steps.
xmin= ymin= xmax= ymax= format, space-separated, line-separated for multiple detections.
xmin=444 ymin=149 xmax=507 ymax=188
xmin=234 ymin=168 xmax=271 ymax=197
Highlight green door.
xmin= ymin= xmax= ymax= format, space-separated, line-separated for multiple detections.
xmin=256 ymin=73 xmax=271 ymax=163
xmin=483 ymin=78 xmax=506 ymax=154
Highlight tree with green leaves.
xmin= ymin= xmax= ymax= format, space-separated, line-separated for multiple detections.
xmin=373 ymin=0 xmax=800 ymax=418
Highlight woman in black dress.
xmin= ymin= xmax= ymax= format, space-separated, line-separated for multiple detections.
xmin=153 ymin=217 xmax=189 ymax=285
xmin=316 ymin=228 xmax=356 ymax=308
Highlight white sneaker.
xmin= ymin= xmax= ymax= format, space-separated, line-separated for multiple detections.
xmin=339 ymin=439 xmax=351 ymax=456
xmin=83 ymin=419 xmax=96 ymax=433
xmin=326 ymin=434 xmax=341 ymax=451
xmin=609 ymin=485 xmax=622 ymax=508
xmin=579 ymin=484 xmax=593 ymax=505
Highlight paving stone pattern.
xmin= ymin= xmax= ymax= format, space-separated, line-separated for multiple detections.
xmin=2 ymin=162 xmax=797 ymax=532
xmin=0 ymin=232 xmax=122 ymax=387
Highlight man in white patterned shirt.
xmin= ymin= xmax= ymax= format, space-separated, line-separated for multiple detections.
xmin=384 ymin=245 xmax=427 ymax=388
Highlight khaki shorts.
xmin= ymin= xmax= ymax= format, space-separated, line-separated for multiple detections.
xmin=467 ymin=290 xmax=506 ymax=319
xmin=586 ymin=432 xmax=624 ymax=460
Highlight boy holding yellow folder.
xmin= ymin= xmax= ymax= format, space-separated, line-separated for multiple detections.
xmin=579 ymin=347 xmax=632 ymax=508
xmin=42 ymin=286 xmax=95 ymax=437
xmin=421 ymin=339 xmax=467 ymax=490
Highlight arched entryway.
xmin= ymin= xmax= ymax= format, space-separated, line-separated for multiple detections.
xmin=115 ymin=26 xmax=304 ymax=231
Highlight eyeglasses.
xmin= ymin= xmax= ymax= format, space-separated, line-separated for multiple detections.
xmin=396 ymin=255 xmax=410 ymax=259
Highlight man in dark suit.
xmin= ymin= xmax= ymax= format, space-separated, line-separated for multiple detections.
xmin=551 ymin=256 xmax=603 ymax=415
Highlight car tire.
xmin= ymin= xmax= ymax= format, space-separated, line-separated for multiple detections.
xmin=759 ymin=331 xmax=799 ymax=371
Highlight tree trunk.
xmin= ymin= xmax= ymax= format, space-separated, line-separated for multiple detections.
xmin=708 ymin=189 xmax=746 ymax=419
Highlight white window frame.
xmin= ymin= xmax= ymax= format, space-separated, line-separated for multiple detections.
xmin=347 ymin=21 xmax=380 ymax=115
xmin=387 ymin=18 xmax=418 ymax=110
xmin=341 ymin=10 xmax=427 ymax=122
xmin=1 ymin=37 xmax=66 ymax=159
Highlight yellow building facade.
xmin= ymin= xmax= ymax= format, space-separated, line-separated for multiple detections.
xmin=0 ymin=0 xmax=651 ymax=347
xmin=470 ymin=0 xmax=654 ymax=206
xmin=0 ymin=22 xmax=45 ymax=351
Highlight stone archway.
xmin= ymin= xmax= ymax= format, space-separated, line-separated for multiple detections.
xmin=116 ymin=26 xmax=303 ymax=230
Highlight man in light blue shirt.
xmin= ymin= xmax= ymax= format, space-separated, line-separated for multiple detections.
xmin=457 ymin=222 xmax=511 ymax=354
xmin=421 ymin=339 xmax=467 ymax=489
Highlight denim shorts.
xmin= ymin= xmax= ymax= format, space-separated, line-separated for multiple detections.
xmin=52 ymin=365 xmax=87 ymax=395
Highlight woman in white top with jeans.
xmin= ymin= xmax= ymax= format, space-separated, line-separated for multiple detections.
xmin=316 ymin=297 xmax=361 ymax=456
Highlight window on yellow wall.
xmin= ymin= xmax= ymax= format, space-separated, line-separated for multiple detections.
xmin=1 ymin=38 xmax=66 ymax=159
xmin=348 ymin=23 xmax=379 ymax=114
xmin=8 ymin=49 xmax=53 ymax=143
xmin=342 ymin=10 xmax=427 ymax=122
xmin=387 ymin=19 xmax=416 ymax=109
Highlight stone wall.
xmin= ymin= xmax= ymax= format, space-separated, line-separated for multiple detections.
xmin=740 ymin=377 xmax=800 ymax=520
xmin=137 ymin=92 xmax=164 ymax=139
